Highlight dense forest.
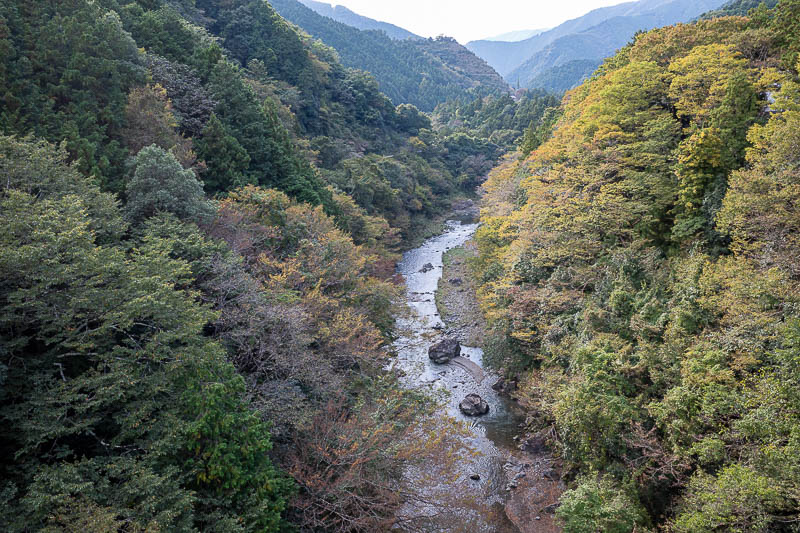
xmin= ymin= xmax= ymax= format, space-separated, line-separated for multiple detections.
xmin=432 ymin=89 xmax=561 ymax=150
xmin=473 ymin=0 xmax=800 ymax=530
xmin=701 ymin=0 xmax=780 ymax=18
xmin=0 ymin=0 xmax=550 ymax=531
xmin=3 ymin=0 xmax=800 ymax=531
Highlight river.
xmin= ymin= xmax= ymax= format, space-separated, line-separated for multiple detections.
xmin=390 ymin=220 xmax=527 ymax=532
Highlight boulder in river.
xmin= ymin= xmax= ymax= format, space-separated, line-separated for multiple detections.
xmin=419 ymin=263 xmax=434 ymax=273
xmin=492 ymin=377 xmax=517 ymax=394
xmin=428 ymin=338 xmax=460 ymax=364
xmin=459 ymin=393 xmax=489 ymax=416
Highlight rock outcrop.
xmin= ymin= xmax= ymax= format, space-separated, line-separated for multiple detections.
xmin=428 ymin=337 xmax=461 ymax=364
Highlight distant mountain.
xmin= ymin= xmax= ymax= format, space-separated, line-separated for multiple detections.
xmin=483 ymin=28 xmax=548 ymax=42
xmin=467 ymin=0 xmax=728 ymax=79
xmin=270 ymin=0 xmax=510 ymax=111
xmin=523 ymin=59 xmax=602 ymax=93
xmin=297 ymin=0 xmax=420 ymax=40
xmin=699 ymin=0 xmax=778 ymax=19
xmin=506 ymin=0 xmax=727 ymax=91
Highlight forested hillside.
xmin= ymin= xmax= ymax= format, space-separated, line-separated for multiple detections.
xmin=270 ymin=0 xmax=510 ymax=111
xmin=701 ymin=0 xmax=780 ymax=18
xmin=0 ymin=0 xmax=528 ymax=530
xmin=433 ymin=89 xmax=561 ymax=149
xmin=473 ymin=1 xmax=800 ymax=530
xmin=297 ymin=0 xmax=420 ymax=40
xmin=5 ymin=0 xmax=800 ymax=530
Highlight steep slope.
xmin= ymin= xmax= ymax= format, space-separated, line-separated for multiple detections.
xmin=508 ymin=0 xmax=729 ymax=91
xmin=416 ymin=37 xmax=512 ymax=93
xmin=467 ymin=0 xmax=727 ymax=78
xmin=700 ymin=0 xmax=779 ymax=18
xmin=270 ymin=0 xmax=509 ymax=111
xmin=298 ymin=0 xmax=420 ymax=39
xmin=0 ymin=0 xmax=518 ymax=530
xmin=523 ymin=58 xmax=602 ymax=92
xmin=474 ymin=2 xmax=800 ymax=530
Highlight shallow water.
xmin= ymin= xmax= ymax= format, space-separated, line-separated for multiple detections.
xmin=392 ymin=220 xmax=523 ymax=532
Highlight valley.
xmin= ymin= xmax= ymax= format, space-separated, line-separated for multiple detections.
xmin=1 ymin=0 xmax=800 ymax=531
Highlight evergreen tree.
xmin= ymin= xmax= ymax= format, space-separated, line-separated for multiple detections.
xmin=709 ymin=70 xmax=761 ymax=170
xmin=196 ymin=114 xmax=251 ymax=194
xmin=0 ymin=0 xmax=144 ymax=192
xmin=0 ymin=137 xmax=291 ymax=532
xmin=125 ymin=145 xmax=212 ymax=224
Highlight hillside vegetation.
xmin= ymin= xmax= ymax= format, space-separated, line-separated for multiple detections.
xmin=297 ymin=0 xmax=420 ymax=40
xmin=432 ymin=89 xmax=561 ymax=149
xmin=271 ymin=0 xmax=510 ymax=112
xmin=5 ymin=0 xmax=800 ymax=530
xmin=0 ymin=0 xmax=530 ymax=530
xmin=701 ymin=0 xmax=780 ymax=19
xmin=473 ymin=2 xmax=800 ymax=530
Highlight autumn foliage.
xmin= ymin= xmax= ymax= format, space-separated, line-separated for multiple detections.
xmin=474 ymin=7 xmax=800 ymax=531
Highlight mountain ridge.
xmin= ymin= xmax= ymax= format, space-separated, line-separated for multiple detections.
xmin=482 ymin=28 xmax=549 ymax=42
xmin=508 ymin=0 xmax=729 ymax=92
xmin=467 ymin=0 xmax=727 ymax=81
xmin=271 ymin=0 xmax=510 ymax=111
xmin=297 ymin=0 xmax=421 ymax=40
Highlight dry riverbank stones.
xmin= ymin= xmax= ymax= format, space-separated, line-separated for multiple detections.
xmin=428 ymin=337 xmax=460 ymax=364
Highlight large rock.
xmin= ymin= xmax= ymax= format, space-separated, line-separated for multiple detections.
xmin=419 ymin=262 xmax=434 ymax=273
xmin=428 ymin=338 xmax=460 ymax=364
xmin=491 ymin=377 xmax=517 ymax=395
xmin=459 ymin=393 xmax=489 ymax=416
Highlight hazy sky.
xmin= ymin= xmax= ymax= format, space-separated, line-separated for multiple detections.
xmin=325 ymin=0 xmax=628 ymax=43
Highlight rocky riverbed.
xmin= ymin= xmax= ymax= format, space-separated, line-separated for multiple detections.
xmin=392 ymin=215 xmax=564 ymax=532
xmin=435 ymin=229 xmax=565 ymax=533
xmin=434 ymin=242 xmax=486 ymax=348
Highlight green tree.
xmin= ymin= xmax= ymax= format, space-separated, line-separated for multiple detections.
xmin=557 ymin=475 xmax=649 ymax=533
xmin=195 ymin=113 xmax=251 ymax=194
xmin=708 ymin=70 xmax=761 ymax=170
xmin=672 ymin=128 xmax=726 ymax=242
xmin=208 ymin=62 xmax=332 ymax=207
xmin=125 ymin=144 xmax=211 ymax=224
xmin=770 ymin=0 xmax=800 ymax=69
xmin=0 ymin=0 xmax=144 ymax=192
xmin=674 ymin=465 xmax=790 ymax=533
xmin=519 ymin=106 xmax=562 ymax=157
xmin=0 ymin=135 xmax=124 ymax=243
xmin=0 ymin=138 xmax=291 ymax=531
